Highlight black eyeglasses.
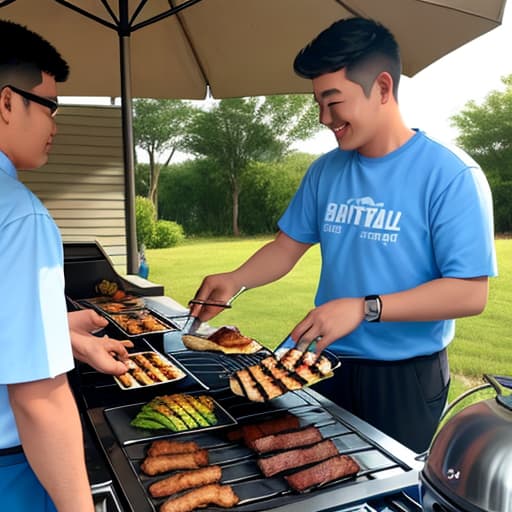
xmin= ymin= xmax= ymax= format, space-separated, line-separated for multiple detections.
xmin=6 ymin=84 xmax=58 ymax=117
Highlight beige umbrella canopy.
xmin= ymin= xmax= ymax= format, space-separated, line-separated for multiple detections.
xmin=0 ymin=0 xmax=507 ymax=99
xmin=0 ymin=0 xmax=507 ymax=271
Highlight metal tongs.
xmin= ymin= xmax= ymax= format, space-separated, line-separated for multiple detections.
xmin=184 ymin=286 xmax=247 ymax=334
xmin=273 ymin=332 xmax=323 ymax=356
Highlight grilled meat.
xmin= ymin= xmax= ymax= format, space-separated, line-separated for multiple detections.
xmin=246 ymin=364 xmax=286 ymax=400
xmin=117 ymin=372 xmax=134 ymax=388
xmin=149 ymin=465 xmax=222 ymax=498
xmin=285 ymin=455 xmax=361 ymax=492
xmin=278 ymin=348 xmax=304 ymax=370
xmin=231 ymin=368 xmax=265 ymax=402
xmin=140 ymin=450 xmax=209 ymax=476
xmin=147 ymin=439 xmax=201 ymax=457
xmin=117 ymin=352 xmax=185 ymax=389
xmin=159 ymin=483 xmax=239 ymax=512
xmin=229 ymin=349 xmax=333 ymax=402
xmin=252 ymin=425 xmax=324 ymax=454
xmin=257 ymin=439 xmax=338 ymax=477
xmin=127 ymin=359 xmax=154 ymax=385
xmin=133 ymin=354 xmax=167 ymax=382
xmin=259 ymin=356 xmax=304 ymax=390
xmin=233 ymin=413 xmax=301 ymax=447
xmin=208 ymin=325 xmax=253 ymax=347
xmin=146 ymin=353 xmax=184 ymax=380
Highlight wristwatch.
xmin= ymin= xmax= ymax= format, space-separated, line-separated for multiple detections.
xmin=364 ymin=295 xmax=382 ymax=322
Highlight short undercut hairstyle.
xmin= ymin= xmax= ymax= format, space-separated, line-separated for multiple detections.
xmin=294 ymin=17 xmax=401 ymax=99
xmin=0 ymin=19 xmax=69 ymax=90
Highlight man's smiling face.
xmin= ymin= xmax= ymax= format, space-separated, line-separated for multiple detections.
xmin=313 ymin=68 xmax=383 ymax=156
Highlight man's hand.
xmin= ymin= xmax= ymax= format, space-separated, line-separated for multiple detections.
xmin=68 ymin=308 xmax=108 ymax=333
xmin=190 ymin=272 xmax=243 ymax=322
xmin=68 ymin=309 xmax=133 ymax=375
xmin=290 ymin=298 xmax=365 ymax=353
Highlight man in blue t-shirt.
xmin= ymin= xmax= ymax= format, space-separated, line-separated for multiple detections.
xmin=0 ymin=20 xmax=131 ymax=512
xmin=190 ymin=18 xmax=497 ymax=453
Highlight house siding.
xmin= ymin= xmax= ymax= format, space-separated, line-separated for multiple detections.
xmin=19 ymin=105 xmax=128 ymax=270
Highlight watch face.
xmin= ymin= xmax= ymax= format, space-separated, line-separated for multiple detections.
xmin=364 ymin=297 xmax=381 ymax=322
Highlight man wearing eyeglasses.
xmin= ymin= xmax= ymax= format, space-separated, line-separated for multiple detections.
xmin=0 ymin=20 xmax=96 ymax=512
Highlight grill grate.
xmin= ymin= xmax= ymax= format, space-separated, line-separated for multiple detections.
xmin=88 ymin=387 xmax=421 ymax=512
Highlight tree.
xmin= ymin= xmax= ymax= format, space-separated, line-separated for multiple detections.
xmin=133 ymin=99 xmax=197 ymax=213
xmin=451 ymin=75 xmax=512 ymax=231
xmin=452 ymin=75 xmax=512 ymax=181
xmin=183 ymin=95 xmax=320 ymax=236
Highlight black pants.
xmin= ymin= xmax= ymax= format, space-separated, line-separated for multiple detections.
xmin=311 ymin=349 xmax=450 ymax=454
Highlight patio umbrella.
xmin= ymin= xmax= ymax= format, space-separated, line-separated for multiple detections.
xmin=0 ymin=0 xmax=507 ymax=272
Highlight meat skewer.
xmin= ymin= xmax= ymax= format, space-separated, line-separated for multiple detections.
xmin=147 ymin=439 xmax=201 ymax=457
xmin=252 ymin=425 xmax=324 ymax=454
xmin=226 ymin=413 xmax=300 ymax=446
xmin=159 ymin=484 xmax=239 ymax=512
xmin=140 ymin=450 xmax=209 ymax=476
xmin=285 ymin=454 xmax=361 ymax=492
xmin=257 ymin=439 xmax=338 ymax=477
xmin=149 ymin=465 xmax=222 ymax=498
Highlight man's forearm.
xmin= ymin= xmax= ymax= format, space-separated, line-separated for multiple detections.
xmin=9 ymin=375 xmax=94 ymax=512
xmin=232 ymin=231 xmax=312 ymax=288
xmin=380 ymin=276 xmax=489 ymax=322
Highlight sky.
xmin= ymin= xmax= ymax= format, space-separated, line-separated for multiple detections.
xmin=61 ymin=2 xmax=512 ymax=160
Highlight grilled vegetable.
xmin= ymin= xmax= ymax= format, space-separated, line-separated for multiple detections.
xmin=131 ymin=394 xmax=218 ymax=431
xmin=95 ymin=279 xmax=119 ymax=296
xmin=131 ymin=417 xmax=168 ymax=430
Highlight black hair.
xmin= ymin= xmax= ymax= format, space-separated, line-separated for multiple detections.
xmin=294 ymin=17 xmax=401 ymax=98
xmin=0 ymin=19 xmax=69 ymax=89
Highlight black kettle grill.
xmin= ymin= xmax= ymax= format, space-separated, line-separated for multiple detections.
xmin=420 ymin=374 xmax=512 ymax=512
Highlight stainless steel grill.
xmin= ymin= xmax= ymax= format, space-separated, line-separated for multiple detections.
xmin=64 ymin=241 xmax=423 ymax=512
xmin=85 ymin=341 xmax=423 ymax=512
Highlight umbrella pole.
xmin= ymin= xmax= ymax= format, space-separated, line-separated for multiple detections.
xmin=119 ymin=33 xmax=138 ymax=275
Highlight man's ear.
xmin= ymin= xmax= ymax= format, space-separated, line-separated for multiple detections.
xmin=0 ymin=88 xmax=13 ymax=122
xmin=376 ymin=72 xmax=393 ymax=104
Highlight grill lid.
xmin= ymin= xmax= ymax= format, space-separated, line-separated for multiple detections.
xmin=421 ymin=375 xmax=512 ymax=512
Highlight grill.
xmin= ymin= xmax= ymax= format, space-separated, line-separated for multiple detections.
xmin=63 ymin=241 xmax=164 ymax=300
xmin=65 ymin=241 xmax=423 ymax=512
xmin=81 ymin=338 xmax=423 ymax=512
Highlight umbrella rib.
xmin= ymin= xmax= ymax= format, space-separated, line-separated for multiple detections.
xmin=131 ymin=0 xmax=204 ymax=32
xmin=153 ymin=0 xmax=211 ymax=91
xmin=100 ymin=0 xmax=121 ymax=26
xmin=129 ymin=0 xmax=149 ymax=26
xmin=54 ymin=0 xmax=118 ymax=31
xmin=333 ymin=0 xmax=366 ymax=18
xmin=416 ymin=0 xmax=504 ymax=24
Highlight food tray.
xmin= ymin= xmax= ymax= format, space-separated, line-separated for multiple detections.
xmin=114 ymin=351 xmax=187 ymax=390
xmin=103 ymin=308 xmax=178 ymax=338
xmin=104 ymin=394 xmax=238 ymax=445
xmin=80 ymin=295 xmax=146 ymax=313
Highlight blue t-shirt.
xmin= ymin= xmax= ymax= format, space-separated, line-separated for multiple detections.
xmin=278 ymin=130 xmax=497 ymax=361
xmin=0 ymin=152 xmax=73 ymax=449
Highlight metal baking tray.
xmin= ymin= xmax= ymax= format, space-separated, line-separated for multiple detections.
xmin=113 ymin=351 xmax=187 ymax=391
xmin=89 ymin=393 xmax=412 ymax=512
xmin=102 ymin=308 xmax=179 ymax=338
xmin=104 ymin=393 xmax=238 ymax=446
xmin=80 ymin=295 xmax=146 ymax=313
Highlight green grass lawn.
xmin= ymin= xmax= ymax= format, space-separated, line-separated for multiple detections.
xmin=147 ymin=237 xmax=512 ymax=408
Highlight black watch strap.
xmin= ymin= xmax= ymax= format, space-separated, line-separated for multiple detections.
xmin=364 ymin=295 xmax=382 ymax=322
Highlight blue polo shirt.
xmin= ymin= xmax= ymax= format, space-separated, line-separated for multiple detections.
xmin=0 ymin=151 xmax=73 ymax=450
